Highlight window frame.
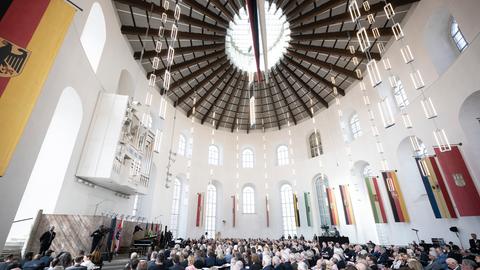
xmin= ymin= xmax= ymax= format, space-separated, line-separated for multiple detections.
xmin=450 ymin=18 xmax=468 ymax=52
xmin=241 ymin=148 xmax=255 ymax=168
xmin=308 ymin=132 xmax=323 ymax=158
xmin=169 ymin=179 xmax=182 ymax=238
xmin=350 ymin=113 xmax=363 ymax=139
xmin=392 ymin=78 xmax=409 ymax=108
xmin=205 ymin=184 xmax=217 ymax=238
xmin=208 ymin=145 xmax=220 ymax=165
xmin=177 ymin=134 xmax=187 ymax=156
xmin=242 ymin=186 xmax=255 ymax=214
xmin=277 ymin=145 xmax=289 ymax=166
xmin=280 ymin=184 xmax=296 ymax=237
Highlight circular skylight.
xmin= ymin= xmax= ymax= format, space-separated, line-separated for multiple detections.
xmin=225 ymin=3 xmax=291 ymax=73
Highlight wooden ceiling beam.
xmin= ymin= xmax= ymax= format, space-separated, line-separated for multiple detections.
xmin=229 ymin=0 xmax=240 ymax=16
xmin=114 ymin=0 xmax=225 ymax=33
xmin=216 ymin=72 xmax=244 ymax=129
xmin=279 ymin=61 xmax=329 ymax=108
xmin=283 ymin=55 xmax=345 ymax=96
xmin=292 ymin=0 xmax=420 ymax=32
xmin=175 ymin=61 xmax=231 ymax=106
xmin=231 ymin=75 xmax=249 ymax=132
xmin=182 ymin=0 xmax=230 ymax=26
xmin=151 ymin=50 xmax=224 ymax=76
xmin=289 ymin=43 xmax=381 ymax=61
xmin=187 ymin=65 xmax=234 ymax=117
xmin=169 ymin=56 xmax=228 ymax=90
xmin=281 ymin=0 xmax=298 ymax=15
xmin=266 ymin=80 xmax=282 ymax=130
xmin=290 ymin=0 xmax=344 ymax=26
xmin=121 ymin=25 xmax=224 ymax=41
xmin=210 ymin=0 xmax=234 ymax=20
xmin=201 ymin=68 xmax=238 ymax=124
xmin=274 ymin=66 xmax=313 ymax=118
xmin=287 ymin=49 xmax=357 ymax=79
xmin=134 ymin=43 xmax=224 ymax=60
xmin=286 ymin=0 xmax=314 ymax=18
xmin=271 ymin=69 xmax=297 ymax=125
xmin=290 ymin=28 xmax=391 ymax=41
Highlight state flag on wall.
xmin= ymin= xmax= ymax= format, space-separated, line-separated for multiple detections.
xmin=0 ymin=0 xmax=75 ymax=176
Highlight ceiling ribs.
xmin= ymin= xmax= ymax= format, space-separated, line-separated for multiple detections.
xmin=134 ymin=43 xmax=224 ymax=60
xmin=216 ymin=72 xmax=244 ymax=129
xmin=290 ymin=28 xmax=392 ymax=41
xmin=121 ymin=26 xmax=224 ymax=41
xmin=201 ymin=68 xmax=238 ymax=124
xmin=175 ymin=61 xmax=231 ymax=106
xmin=274 ymin=66 xmax=313 ymax=118
xmin=182 ymin=0 xmax=230 ymax=26
xmin=286 ymin=0 xmax=314 ymax=18
xmin=289 ymin=43 xmax=381 ymax=61
xmin=279 ymin=61 xmax=329 ymax=108
xmin=271 ymin=69 xmax=297 ymax=125
xmin=151 ymin=50 xmax=224 ymax=76
xmin=187 ymin=65 xmax=234 ymax=117
xmin=290 ymin=0 xmax=345 ymax=26
xmin=210 ymin=0 xmax=235 ymax=21
xmin=266 ymin=80 xmax=282 ymax=130
xmin=231 ymin=77 xmax=249 ymax=132
xmin=114 ymin=0 xmax=225 ymax=33
xmin=283 ymin=56 xmax=345 ymax=96
xmin=169 ymin=56 xmax=228 ymax=90
xmin=286 ymin=49 xmax=357 ymax=79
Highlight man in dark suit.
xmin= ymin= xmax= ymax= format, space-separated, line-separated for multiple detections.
xmin=39 ymin=226 xmax=56 ymax=255
xmin=90 ymin=225 xmax=107 ymax=253
xmin=469 ymin=234 xmax=480 ymax=253
xmin=169 ymin=254 xmax=184 ymax=270
xmin=22 ymin=254 xmax=45 ymax=270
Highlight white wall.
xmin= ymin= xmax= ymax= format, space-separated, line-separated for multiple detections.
xmin=1 ymin=0 xmax=480 ymax=252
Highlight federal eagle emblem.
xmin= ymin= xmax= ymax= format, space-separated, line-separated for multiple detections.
xmin=0 ymin=37 xmax=30 ymax=77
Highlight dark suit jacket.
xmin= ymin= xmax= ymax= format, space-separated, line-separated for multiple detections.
xmin=23 ymin=259 xmax=45 ymax=270
xmin=169 ymin=263 xmax=185 ymax=270
xmin=65 ymin=265 xmax=88 ymax=270
xmin=250 ymin=263 xmax=262 ymax=270
xmin=263 ymin=265 xmax=275 ymax=270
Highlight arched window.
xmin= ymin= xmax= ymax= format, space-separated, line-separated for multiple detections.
xmin=350 ymin=113 xmax=362 ymax=139
xmin=169 ymin=179 xmax=182 ymax=238
xmin=208 ymin=145 xmax=219 ymax=165
xmin=280 ymin=184 xmax=296 ymax=237
xmin=205 ymin=184 xmax=217 ymax=238
xmin=242 ymin=148 xmax=254 ymax=168
xmin=177 ymin=134 xmax=186 ymax=156
xmin=242 ymin=186 xmax=255 ymax=213
xmin=80 ymin=2 xmax=106 ymax=73
xmin=277 ymin=145 xmax=289 ymax=166
xmin=451 ymin=17 xmax=468 ymax=52
xmin=363 ymin=165 xmax=374 ymax=178
xmin=309 ymin=132 xmax=323 ymax=157
xmin=186 ymin=137 xmax=193 ymax=158
xmin=314 ymin=175 xmax=331 ymax=226
xmin=392 ymin=78 xmax=409 ymax=108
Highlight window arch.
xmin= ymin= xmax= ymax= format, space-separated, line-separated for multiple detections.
xmin=451 ymin=17 xmax=468 ymax=52
xmin=242 ymin=148 xmax=254 ymax=168
xmin=392 ymin=78 xmax=409 ymax=108
xmin=314 ymin=175 xmax=331 ymax=227
xmin=186 ymin=137 xmax=193 ymax=158
xmin=350 ymin=113 xmax=362 ymax=139
xmin=277 ymin=145 xmax=289 ymax=166
xmin=280 ymin=184 xmax=296 ymax=237
xmin=80 ymin=2 xmax=106 ymax=73
xmin=363 ymin=165 xmax=374 ymax=178
xmin=208 ymin=145 xmax=219 ymax=165
xmin=242 ymin=186 xmax=255 ymax=213
xmin=178 ymin=134 xmax=186 ymax=156
xmin=169 ymin=178 xmax=182 ymax=238
xmin=205 ymin=184 xmax=217 ymax=238
xmin=309 ymin=132 xmax=323 ymax=157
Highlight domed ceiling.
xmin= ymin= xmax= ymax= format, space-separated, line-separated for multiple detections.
xmin=114 ymin=0 xmax=418 ymax=131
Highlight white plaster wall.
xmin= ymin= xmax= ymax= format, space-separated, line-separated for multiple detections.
xmin=1 ymin=0 xmax=480 ymax=252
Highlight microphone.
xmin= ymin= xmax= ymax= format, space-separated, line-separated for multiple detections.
xmin=411 ymin=228 xmax=419 ymax=232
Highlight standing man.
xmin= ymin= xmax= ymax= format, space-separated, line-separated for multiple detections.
xmin=469 ymin=233 xmax=480 ymax=253
xmin=90 ymin=225 xmax=107 ymax=253
xmin=39 ymin=226 xmax=56 ymax=255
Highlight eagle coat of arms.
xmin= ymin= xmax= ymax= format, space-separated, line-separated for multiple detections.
xmin=0 ymin=37 xmax=30 ymax=77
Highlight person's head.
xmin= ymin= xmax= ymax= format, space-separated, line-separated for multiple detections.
xmin=136 ymin=259 xmax=148 ymax=270
xmin=471 ymin=234 xmax=477 ymax=240
xmin=58 ymin=252 xmax=73 ymax=267
xmin=33 ymin=254 xmax=41 ymax=260
xmin=131 ymin=252 xmax=139 ymax=260
xmin=150 ymin=251 xmax=158 ymax=261
xmin=263 ymin=255 xmax=272 ymax=267
xmin=45 ymin=250 xmax=54 ymax=257
xmin=194 ymin=260 xmax=204 ymax=269
xmin=24 ymin=251 xmax=34 ymax=261
xmin=156 ymin=252 xmax=165 ymax=264
xmin=273 ymin=256 xmax=281 ymax=267
xmin=188 ymin=255 xmax=195 ymax=266
xmin=4 ymin=254 xmax=14 ymax=262
xmin=99 ymin=225 xmax=105 ymax=230
xmin=461 ymin=259 xmax=477 ymax=270
xmin=447 ymin=258 xmax=459 ymax=270
xmin=298 ymin=262 xmax=308 ymax=270
xmin=234 ymin=260 xmax=244 ymax=270
xmin=50 ymin=226 xmax=55 ymax=231
xmin=407 ymin=259 xmax=423 ymax=270
xmin=130 ymin=258 xmax=140 ymax=270
xmin=74 ymin=256 xmax=83 ymax=265
xmin=172 ymin=254 xmax=180 ymax=264
xmin=50 ymin=258 xmax=60 ymax=267
xmin=84 ymin=254 xmax=92 ymax=262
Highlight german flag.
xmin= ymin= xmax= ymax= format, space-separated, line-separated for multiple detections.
xmin=339 ymin=185 xmax=356 ymax=225
xmin=415 ymin=156 xmax=457 ymax=219
xmin=382 ymin=171 xmax=410 ymax=222
xmin=0 ymin=0 xmax=75 ymax=176
xmin=365 ymin=176 xmax=388 ymax=223
xmin=326 ymin=187 xmax=339 ymax=225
